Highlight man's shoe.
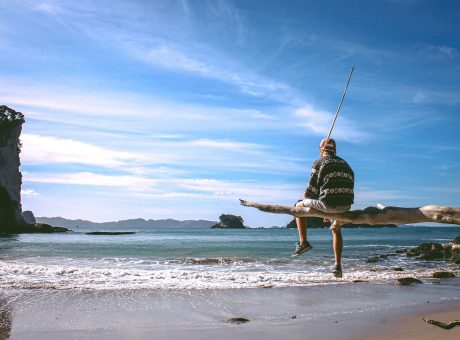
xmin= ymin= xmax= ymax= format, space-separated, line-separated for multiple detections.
xmin=292 ymin=241 xmax=312 ymax=257
xmin=332 ymin=265 xmax=343 ymax=278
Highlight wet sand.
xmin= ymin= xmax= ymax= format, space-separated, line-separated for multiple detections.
xmin=1 ymin=280 xmax=459 ymax=339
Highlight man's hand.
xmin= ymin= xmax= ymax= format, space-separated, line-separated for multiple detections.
xmin=330 ymin=220 xmax=344 ymax=231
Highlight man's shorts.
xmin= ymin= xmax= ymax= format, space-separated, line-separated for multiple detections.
xmin=295 ymin=198 xmax=351 ymax=213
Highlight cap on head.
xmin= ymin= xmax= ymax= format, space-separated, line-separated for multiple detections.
xmin=320 ymin=138 xmax=336 ymax=153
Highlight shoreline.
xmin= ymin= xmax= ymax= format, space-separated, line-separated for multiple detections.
xmin=1 ymin=280 xmax=459 ymax=339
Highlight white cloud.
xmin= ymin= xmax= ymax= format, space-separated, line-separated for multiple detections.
xmin=0 ymin=78 xmax=285 ymax=134
xmin=21 ymin=133 xmax=153 ymax=167
xmin=187 ymin=138 xmax=265 ymax=151
xmin=25 ymin=171 xmax=158 ymax=191
xmin=131 ymin=42 xmax=302 ymax=103
xmin=35 ymin=1 xmax=60 ymax=14
xmin=24 ymin=171 xmax=301 ymax=203
xmin=18 ymin=130 xmax=304 ymax=177
xmin=295 ymin=105 xmax=370 ymax=142
xmin=21 ymin=188 xmax=39 ymax=196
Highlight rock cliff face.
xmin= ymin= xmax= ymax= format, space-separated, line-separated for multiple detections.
xmin=0 ymin=105 xmax=68 ymax=234
xmin=0 ymin=105 xmax=25 ymax=227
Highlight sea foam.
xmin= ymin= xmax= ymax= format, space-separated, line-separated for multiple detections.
xmin=1 ymin=258 xmax=458 ymax=290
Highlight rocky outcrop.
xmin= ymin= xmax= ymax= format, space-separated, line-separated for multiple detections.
xmin=0 ymin=105 xmax=69 ymax=234
xmin=395 ymin=277 xmax=423 ymax=286
xmin=432 ymin=271 xmax=455 ymax=278
xmin=211 ymin=214 xmax=246 ymax=228
xmin=0 ymin=186 xmax=16 ymax=229
xmin=13 ymin=223 xmax=68 ymax=233
xmin=369 ymin=236 xmax=460 ymax=265
xmin=0 ymin=105 xmax=25 ymax=226
xmin=22 ymin=210 xmax=36 ymax=224
xmin=404 ymin=239 xmax=460 ymax=263
xmin=225 ymin=317 xmax=250 ymax=324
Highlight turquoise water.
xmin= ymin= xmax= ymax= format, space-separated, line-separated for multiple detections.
xmin=0 ymin=226 xmax=459 ymax=289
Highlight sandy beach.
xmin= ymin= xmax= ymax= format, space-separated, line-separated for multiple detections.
xmin=1 ymin=279 xmax=459 ymax=340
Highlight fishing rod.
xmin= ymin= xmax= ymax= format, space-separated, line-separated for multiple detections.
xmin=322 ymin=66 xmax=354 ymax=155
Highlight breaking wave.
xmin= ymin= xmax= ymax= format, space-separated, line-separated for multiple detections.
xmin=1 ymin=258 xmax=458 ymax=290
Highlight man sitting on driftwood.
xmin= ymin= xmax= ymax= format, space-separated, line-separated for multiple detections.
xmin=292 ymin=138 xmax=354 ymax=278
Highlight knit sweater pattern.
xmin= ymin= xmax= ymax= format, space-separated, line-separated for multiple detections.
xmin=304 ymin=155 xmax=354 ymax=207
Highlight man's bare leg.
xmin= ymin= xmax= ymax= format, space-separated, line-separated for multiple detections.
xmin=292 ymin=201 xmax=312 ymax=256
xmin=331 ymin=228 xmax=343 ymax=277
xmin=332 ymin=229 xmax=343 ymax=266
xmin=296 ymin=216 xmax=308 ymax=243
xmin=294 ymin=201 xmax=308 ymax=243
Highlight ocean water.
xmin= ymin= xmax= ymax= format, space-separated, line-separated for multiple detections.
xmin=0 ymin=226 xmax=459 ymax=290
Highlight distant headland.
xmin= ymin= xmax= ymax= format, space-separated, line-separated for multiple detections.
xmin=37 ymin=217 xmax=216 ymax=229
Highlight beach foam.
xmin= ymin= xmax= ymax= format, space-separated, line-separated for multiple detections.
xmin=1 ymin=258 xmax=458 ymax=290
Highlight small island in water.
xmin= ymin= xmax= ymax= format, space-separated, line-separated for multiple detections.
xmin=211 ymin=214 xmax=247 ymax=228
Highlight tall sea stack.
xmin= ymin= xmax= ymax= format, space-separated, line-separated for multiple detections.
xmin=0 ymin=105 xmax=68 ymax=233
xmin=0 ymin=105 xmax=25 ymax=228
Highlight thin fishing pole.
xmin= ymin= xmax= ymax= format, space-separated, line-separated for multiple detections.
xmin=322 ymin=66 xmax=354 ymax=154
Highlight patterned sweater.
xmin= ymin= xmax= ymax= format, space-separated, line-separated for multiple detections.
xmin=304 ymin=154 xmax=354 ymax=207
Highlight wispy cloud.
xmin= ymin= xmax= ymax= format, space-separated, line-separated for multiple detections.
xmin=0 ymin=78 xmax=285 ymax=133
xmin=20 ymin=132 xmax=304 ymax=177
xmin=129 ymin=42 xmax=304 ymax=103
xmin=21 ymin=133 xmax=154 ymax=167
xmin=187 ymin=138 xmax=265 ymax=151
xmin=21 ymin=188 xmax=39 ymax=196
xmin=25 ymin=171 xmax=158 ymax=190
xmin=295 ymin=105 xmax=370 ymax=142
xmin=24 ymin=171 xmax=301 ymax=203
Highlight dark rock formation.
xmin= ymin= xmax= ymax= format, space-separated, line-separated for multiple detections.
xmin=367 ymin=236 xmax=460 ymax=266
xmin=286 ymin=219 xmax=296 ymax=228
xmin=0 ymin=106 xmax=68 ymax=234
xmin=7 ymin=223 xmax=67 ymax=233
xmin=395 ymin=277 xmax=423 ymax=286
xmin=211 ymin=214 xmax=246 ymax=228
xmin=86 ymin=231 xmax=136 ymax=235
xmin=22 ymin=210 xmax=36 ymax=224
xmin=406 ymin=242 xmax=445 ymax=260
xmin=366 ymin=256 xmax=380 ymax=263
xmin=0 ymin=186 xmax=16 ymax=229
xmin=432 ymin=271 xmax=455 ymax=278
xmin=0 ymin=105 xmax=25 ymax=226
xmin=226 ymin=317 xmax=250 ymax=324
xmin=404 ymin=240 xmax=460 ymax=263
xmin=392 ymin=267 xmax=404 ymax=271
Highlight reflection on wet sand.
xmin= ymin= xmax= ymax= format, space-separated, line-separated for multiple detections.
xmin=0 ymin=298 xmax=11 ymax=340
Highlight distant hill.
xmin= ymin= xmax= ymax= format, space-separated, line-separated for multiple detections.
xmin=36 ymin=217 xmax=216 ymax=229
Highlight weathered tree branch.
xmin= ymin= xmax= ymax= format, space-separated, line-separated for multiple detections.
xmin=423 ymin=318 xmax=460 ymax=330
xmin=239 ymin=199 xmax=460 ymax=226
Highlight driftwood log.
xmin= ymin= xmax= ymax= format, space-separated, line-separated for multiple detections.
xmin=423 ymin=318 xmax=460 ymax=330
xmin=239 ymin=199 xmax=460 ymax=226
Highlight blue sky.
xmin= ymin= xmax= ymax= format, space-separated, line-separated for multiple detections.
xmin=1 ymin=0 xmax=459 ymax=226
